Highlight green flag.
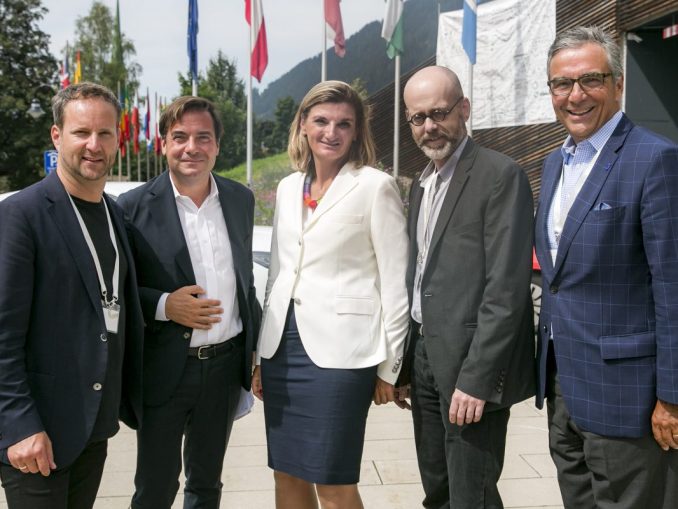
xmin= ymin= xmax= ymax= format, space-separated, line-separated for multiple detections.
xmin=382 ymin=0 xmax=404 ymax=59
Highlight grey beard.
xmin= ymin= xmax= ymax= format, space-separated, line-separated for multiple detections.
xmin=419 ymin=140 xmax=454 ymax=161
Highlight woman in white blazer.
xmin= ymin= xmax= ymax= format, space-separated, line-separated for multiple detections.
xmin=252 ymin=81 xmax=409 ymax=509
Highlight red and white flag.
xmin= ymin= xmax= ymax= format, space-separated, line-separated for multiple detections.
xmin=325 ymin=0 xmax=345 ymax=57
xmin=245 ymin=0 xmax=268 ymax=81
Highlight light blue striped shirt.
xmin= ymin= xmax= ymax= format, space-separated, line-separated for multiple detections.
xmin=547 ymin=110 xmax=623 ymax=260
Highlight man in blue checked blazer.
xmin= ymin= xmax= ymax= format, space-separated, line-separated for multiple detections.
xmin=535 ymin=26 xmax=678 ymax=508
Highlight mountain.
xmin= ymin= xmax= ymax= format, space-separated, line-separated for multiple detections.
xmin=253 ymin=0 xmax=464 ymax=118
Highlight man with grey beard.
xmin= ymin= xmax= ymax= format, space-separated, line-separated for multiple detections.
xmin=398 ymin=65 xmax=535 ymax=509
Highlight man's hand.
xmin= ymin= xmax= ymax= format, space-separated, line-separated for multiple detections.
xmin=394 ymin=384 xmax=412 ymax=410
xmin=165 ymin=285 xmax=222 ymax=330
xmin=7 ymin=432 xmax=56 ymax=476
xmin=252 ymin=365 xmax=263 ymax=401
xmin=449 ymin=389 xmax=486 ymax=425
xmin=651 ymin=399 xmax=678 ymax=451
xmin=373 ymin=377 xmax=396 ymax=405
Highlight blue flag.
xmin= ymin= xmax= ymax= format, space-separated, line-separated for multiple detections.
xmin=188 ymin=0 xmax=199 ymax=80
xmin=462 ymin=0 xmax=477 ymax=65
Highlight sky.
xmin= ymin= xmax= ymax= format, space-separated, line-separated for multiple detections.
xmin=38 ymin=0 xmax=391 ymax=102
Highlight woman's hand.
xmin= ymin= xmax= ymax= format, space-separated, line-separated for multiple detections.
xmin=373 ymin=377 xmax=396 ymax=405
xmin=252 ymin=365 xmax=264 ymax=400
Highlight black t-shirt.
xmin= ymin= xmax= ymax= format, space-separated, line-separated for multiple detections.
xmin=71 ymin=195 xmax=127 ymax=442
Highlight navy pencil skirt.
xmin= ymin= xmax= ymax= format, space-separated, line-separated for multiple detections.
xmin=260 ymin=303 xmax=377 ymax=485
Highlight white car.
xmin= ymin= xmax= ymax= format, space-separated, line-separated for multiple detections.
xmin=1 ymin=182 xmax=273 ymax=306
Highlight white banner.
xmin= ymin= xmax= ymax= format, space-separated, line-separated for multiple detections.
xmin=437 ymin=0 xmax=556 ymax=129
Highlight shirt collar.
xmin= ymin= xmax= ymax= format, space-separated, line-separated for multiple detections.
xmin=170 ymin=173 xmax=219 ymax=205
xmin=419 ymin=135 xmax=469 ymax=185
xmin=560 ymin=110 xmax=623 ymax=160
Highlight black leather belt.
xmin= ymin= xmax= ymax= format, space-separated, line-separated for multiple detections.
xmin=187 ymin=334 xmax=244 ymax=360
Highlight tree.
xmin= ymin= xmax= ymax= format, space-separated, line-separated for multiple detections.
xmin=72 ymin=0 xmax=142 ymax=95
xmin=269 ymin=96 xmax=297 ymax=153
xmin=178 ymin=51 xmax=247 ymax=171
xmin=252 ymin=96 xmax=296 ymax=157
xmin=0 ymin=0 xmax=57 ymax=190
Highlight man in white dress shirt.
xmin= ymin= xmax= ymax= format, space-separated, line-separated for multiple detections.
xmin=117 ymin=96 xmax=260 ymax=509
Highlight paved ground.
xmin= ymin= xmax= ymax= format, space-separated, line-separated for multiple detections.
xmin=1 ymin=398 xmax=563 ymax=508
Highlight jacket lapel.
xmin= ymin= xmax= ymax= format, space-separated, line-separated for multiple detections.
xmin=303 ymin=163 xmax=359 ymax=231
xmin=552 ymin=116 xmax=632 ymax=276
xmin=535 ymin=154 xmax=561 ymax=278
xmin=44 ymin=172 xmax=106 ymax=318
xmin=215 ymin=177 xmax=247 ymax=292
xmin=426 ymin=139 xmax=475 ymax=265
xmin=147 ymin=173 xmax=195 ymax=284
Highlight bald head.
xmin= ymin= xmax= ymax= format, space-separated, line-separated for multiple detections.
xmin=403 ymin=66 xmax=470 ymax=168
xmin=404 ymin=66 xmax=464 ymax=103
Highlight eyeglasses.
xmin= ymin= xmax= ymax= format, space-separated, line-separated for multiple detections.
xmin=406 ymin=96 xmax=464 ymax=126
xmin=547 ymin=72 xmax=612 ymax=96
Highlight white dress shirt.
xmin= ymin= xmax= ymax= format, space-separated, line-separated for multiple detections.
xmin=155 ymin=174 xmax=242 ymax=347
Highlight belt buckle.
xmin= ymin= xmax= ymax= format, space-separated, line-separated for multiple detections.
xmin=197 ymin=345 xmax=212 ymax=360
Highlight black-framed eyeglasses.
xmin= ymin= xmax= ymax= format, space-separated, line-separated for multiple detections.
xmin=406 ymin=96 xmax=464 ymax=126
xmin=547 ymin=72 xmax=612 ymax=96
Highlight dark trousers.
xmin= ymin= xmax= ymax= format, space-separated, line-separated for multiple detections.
xmin=546 ymin=343 xmax=671 ymax=509
xmin=0 ymin=440 xmax=107 ymax=509
xmin=131 ymin=339 xmax=244 ymax=509
xmin=411 ymin=338 xmax=509 ymax=509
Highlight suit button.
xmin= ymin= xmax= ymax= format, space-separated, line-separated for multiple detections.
xmin=93 ymin=383 xmax=102 ymax=391
xmin=100 ymin=333 xmax=107 ymax=342
xmin=294 ymin=267 xmax=298 ymax=274
xmin=183 ymin=332 xmax=191 ymax=340
xmin=542 ymin=325 xmax=548 ymax=333
xmin=298 ymin=239 xmax=302 ymax=246
xmin=294 ymin=298 xmax=301 ymax=305
xmin=550 ymin=285 xmax=558 ymax=294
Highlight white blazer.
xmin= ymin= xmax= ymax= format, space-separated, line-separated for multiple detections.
xmin=256 ymin=163 xmax=409 ymax=384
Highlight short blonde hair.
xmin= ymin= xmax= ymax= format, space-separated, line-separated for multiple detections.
xmin=288 ymin=81 xmax=376 ymax=172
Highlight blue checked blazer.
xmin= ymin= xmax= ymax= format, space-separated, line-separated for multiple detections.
xmin=534 ymin=114 xmax=678 ymax=438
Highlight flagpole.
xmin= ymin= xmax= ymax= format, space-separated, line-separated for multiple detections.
xmin=154 ymin=92 xmax=159 ymax=177
xmin=145 ymin=87 xmax=150 ymax=181
xmin=246 ymin=7 xmax=254 ymax=188
xmin=117 ymin=81 xmax=122 ymax=181
xmin=393 ymin=56 xmax=402 ymax=180
xmin=468 ymin=62 xmax=473 ymax=137
xmin=321 ymin=1 xmax=327 ymax=82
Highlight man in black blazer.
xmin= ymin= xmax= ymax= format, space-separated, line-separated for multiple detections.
xmin=0 ymin=83 xmax=144 ymax=508
xmin=401 ymin=66 xmax=535 ymax=508
xmin=117 ymin=96 xmax=260 ymax=509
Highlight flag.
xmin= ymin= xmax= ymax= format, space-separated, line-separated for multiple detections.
xmin=73 ymin=51 xmax=82 ymax=84
xmin=188 ymin=0 xmax=199 ymax=80
xmin=119 ymin=88 xmax=129 ymax=154
xmin=59 ymin=42 xmax=70 ymax=89
xmin=132 ymin=96 xmax=140 ymax=155
xmin=462 ymin=0 xmax=477 ymax=64
xmin=382 ymin=0 xmax=404 ymax=59
xmin=144 ymin=88 xmax=151 ymax=141
xmin=324 ymin=0 xmax=345 ymax=57
xmin=245 ymin=0 xmax=268 ymax=82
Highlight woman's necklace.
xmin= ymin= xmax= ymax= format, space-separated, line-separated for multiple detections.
xmin=303 ymin=173 xmax=323 ymax=210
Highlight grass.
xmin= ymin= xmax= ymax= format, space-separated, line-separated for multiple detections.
xmin=216 ymin=152 xmax=293 ymax=226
